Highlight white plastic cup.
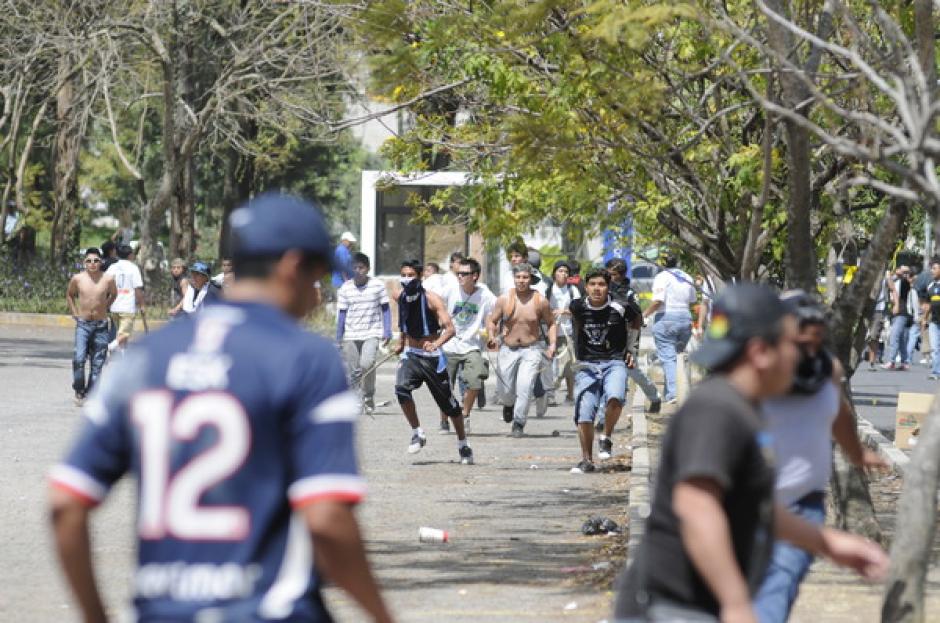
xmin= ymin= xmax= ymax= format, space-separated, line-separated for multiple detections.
xmin=418 ymin=526 xmax=449 ymax=543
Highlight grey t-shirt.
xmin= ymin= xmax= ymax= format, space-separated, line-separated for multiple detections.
xmin=615 ymin=375 xmax=776 ymax=617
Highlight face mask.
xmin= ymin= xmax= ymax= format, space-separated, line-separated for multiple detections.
xmin=791 ymin=345 xmax=832 ymax=394
xmin=400 ymin=276 xmax=415 ymax=287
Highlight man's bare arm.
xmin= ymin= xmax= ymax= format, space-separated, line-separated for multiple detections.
xmin=134 ymin=287 xmax=145 ymax=312
xmin=426 ymin=291 xmax=455 ymax=348
xmin=66 ymin=277 xmax=80 ymax=318
xmin=49 ymin=488 xmax=108 ymax=623
xmin=106 ymin=277 xmax=117 ymax=306
xmin=486 ymin=297 xmax=505 ymax=348
xmin=673 ymin=478 xmax=755 ymax=623
xmin=540 ymin=298 xmax=557 ymax=357
xmin=829 ymin=360 xmax=886 ymax=469
xmin=304 ymin=500 xmax=394 ymax=623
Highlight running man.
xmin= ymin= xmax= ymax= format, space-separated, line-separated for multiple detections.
xmin=607 ymin=258 xmax=661 ymax=413
xmin=49 ymin=193 xmax=394 ymax=623
xmin=167 ymin=258 xmax=190 ymax=317
xmin=66 ymin=248 xmax=117 ymax=403
xmin=105 ymin=244 xmax=145 ymax=351
xmin=754 ymin=291 xmax=886 ymax=623
xmin=337 ymin=252 xmax=391 ymax=414
xmin=182 ymin=261 xmax=221 ymax=314
xmin=442 ymin=256 xmax=496 ymax=430
xmin=615 ymin=284 xmax=887 ymax=622
xmin=486 ymin=262 xmax=557 ymax=437
xmin=394 ymin=259 xmax=474 ymax=464
xmin=546 ymin=260 xmax=580 ymax=404
xmin=568 ymin=268 xmax=633 ymax=473
xmin=642 ymin=252 xmax=700 ymax=404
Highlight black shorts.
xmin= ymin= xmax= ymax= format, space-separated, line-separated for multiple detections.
xmin=395 ymin=353 xmax=461 ymax=417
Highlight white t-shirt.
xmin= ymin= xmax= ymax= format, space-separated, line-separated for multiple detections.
xmin=651 ymin=268 xmax=696 ymax=313
xmin=548 ymin=282 xmax=580 ymax=337
xmin=444 ymin=285 xmax=496 ymax=354
xmin=442 ymin=272 xmax=459 ymax=299
xmin=423 ymin=273 xmax=448 ymax=298
xmin=337 ymin=277 xmax=389 ymax=340
xmin=106 ymin=259 xmax=143 ymax=314
xmin=762 ymin=381 xmax=840 ymax=506
xmin=182 ymin=283 xmax=214 ymax=314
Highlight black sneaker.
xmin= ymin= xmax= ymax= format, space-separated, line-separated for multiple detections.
xmin=648 ymin=399 xmax=661 ymax=414
xmin=510 ymin=422 xmax=524 ymax=438
xmin=598 ymin=437 xmax=613 ymax=460
xmin=439 ymin=419 xmax=451 ymax=434
xmin=502 ymin=405 xmax=514 ymax=423
xmin=407 ymin=432 xmax=427 ymax=454
xmin=571 ymin=460 xmax=596 ymax=474
xmin=459 ymin=445 xmax=474 ymax=465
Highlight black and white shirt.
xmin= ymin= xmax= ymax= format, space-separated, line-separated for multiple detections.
xmin=569 ymin=297 xmax=629 ymax=361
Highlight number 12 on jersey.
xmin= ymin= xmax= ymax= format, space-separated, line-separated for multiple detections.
xmin=132 ymin=391 xmax=251 ymax=541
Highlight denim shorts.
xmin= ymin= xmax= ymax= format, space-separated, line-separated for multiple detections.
xmin=574 ymin=359 xmax=627 ymax=424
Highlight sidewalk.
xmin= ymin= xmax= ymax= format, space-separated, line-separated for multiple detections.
xmin=323 ymin=361 xmax=634 ymax=622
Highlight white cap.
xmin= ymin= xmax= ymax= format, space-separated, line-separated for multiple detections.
xmin=340 ymin=231 xmax=357 ymax=243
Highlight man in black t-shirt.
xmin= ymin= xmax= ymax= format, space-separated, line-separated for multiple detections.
xmin=926 ymin=259 xmax=940 ymax=380
xmin=615 ymin=284 xmax=888 ymax=622
xmin=568 ymin=268 xmax=636 ymax=472
xmin=606 ymin=258 xmax=661 ymax=414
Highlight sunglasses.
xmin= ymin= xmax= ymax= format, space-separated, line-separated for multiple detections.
xmin=85 ymin=258 xmax=101 ymax=264
xmin=456 ymin=271 xmax=475 ymax=277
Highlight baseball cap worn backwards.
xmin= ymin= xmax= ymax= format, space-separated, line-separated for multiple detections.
xmin=691 ymin=283 xmax=793 ymax=370
xmin=189 ymin=261 xmax=210 ymax=276
xmin=228 ymin=193 xmax=333 ymax=262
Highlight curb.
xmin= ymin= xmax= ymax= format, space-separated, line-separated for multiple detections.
xmin=627 ymin=383 xmax=651 ymax=566
xmin=856 ymin=413 xmax=909 ymax=476
xmin=0 ymin=312 xmax=167 ymax=331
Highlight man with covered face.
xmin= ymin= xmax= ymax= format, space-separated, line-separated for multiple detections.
xmin=394 ymin=259 xmax=474 ymax=465
xmin=753 ymin=291 xmax=886 ymax=623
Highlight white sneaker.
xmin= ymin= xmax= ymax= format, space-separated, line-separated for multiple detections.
xmin=407 ymin=432 xmax=427 ymax=454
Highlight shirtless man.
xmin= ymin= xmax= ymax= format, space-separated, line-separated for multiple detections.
xmin=394 ymin=259 xmax=474 ymax=464
xmin=65 ymin=248 xmax=117 ymax=403
xmin=487 ymin=262 xmax=557 ymax=437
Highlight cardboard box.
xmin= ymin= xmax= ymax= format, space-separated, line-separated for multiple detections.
xmin=895 ymin=392 xmax=934 ymax=449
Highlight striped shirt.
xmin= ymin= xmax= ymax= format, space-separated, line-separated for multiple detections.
xmin=337 ymin=278 xmax=389 ymax=340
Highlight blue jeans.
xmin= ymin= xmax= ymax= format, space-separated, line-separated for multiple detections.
xmin=907 ymin=322 xmax=921 ymax=363
xmin=652 ymin=312 xmax=692 ymax=401
xmin=753 ymin=494 xmax=826 ymax=623
xmin=884 ymin=315 xmax=911 ymax=365
xmin=574 ymin=360 xmax=627 ymax=424
xmin=929 ymin=323 xmax=940 ymax=375
xmin=73 ymin=319 xmax=110 ymax=396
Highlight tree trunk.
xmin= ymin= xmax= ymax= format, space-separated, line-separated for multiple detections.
xmin=14 ymin=100 xmax=48 ymax=218
xmin=831 ymin=380 xmax=884 ymax=544
xmin=881 ymin=389 xmax=940 ymax=623
xmin=831 ymin=200 xmax=910 ymax=374
xmin=782 ymin=120 xmax=818 ymax=291
xmin=50 ymin=57 xmax=86 ymax=264
xmin=138 ymin=8 xmax=179 ymax=283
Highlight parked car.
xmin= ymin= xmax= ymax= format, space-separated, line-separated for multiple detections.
xmin=630 ymin=260 xmax=659 ymax=301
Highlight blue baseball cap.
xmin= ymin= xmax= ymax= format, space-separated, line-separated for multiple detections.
xmin=189 ymin=261 xmax=210 ymax=276
xmin=228 ymin=193 xmax=333 ymax=263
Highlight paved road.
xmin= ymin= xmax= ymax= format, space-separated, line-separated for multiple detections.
xmin=850 ymin=363 xmax=939 ymax=437
xmin=0 ymin=325 xmax=628 ymax=622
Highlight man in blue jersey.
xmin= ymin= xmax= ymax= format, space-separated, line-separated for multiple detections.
xmin=49 ymin=193 xmax=394 ymax=623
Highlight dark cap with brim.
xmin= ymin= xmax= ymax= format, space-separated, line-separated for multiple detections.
xmin=229 ymin=192 xmax=333 ymax=266
xmin=691 ymin=283 xmax=794 ymax=370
